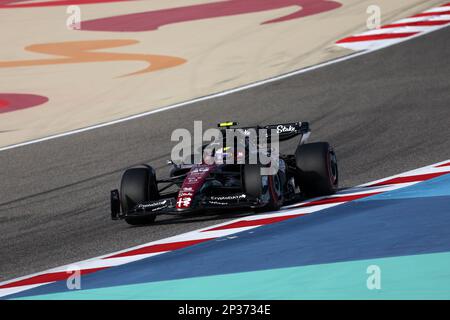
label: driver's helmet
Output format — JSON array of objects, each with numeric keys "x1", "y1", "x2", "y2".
[{"x1": 214, "y1": 145, "x2": 245, "y2": 164}]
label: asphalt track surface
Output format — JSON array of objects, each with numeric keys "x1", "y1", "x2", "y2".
[{"x1": 1, "y1": 27, "x2": 449, "y2": 282}]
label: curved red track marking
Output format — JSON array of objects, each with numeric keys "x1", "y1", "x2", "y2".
[
  {"x1": 0, "y1": 93, "x2": 48, "y2": 114},
  {"x1": 80, "y1": 0, "x2": 342, "y2": 32},
  {"x1": 0, "y1": 0, "x2": 130, "y2": 9},
  {"x1": 0, "y1": 99, "x2": 9, "y2": 108}
]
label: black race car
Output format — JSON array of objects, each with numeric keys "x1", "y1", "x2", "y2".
[{"x1": 111, "y1": 121, "x2": 338, "y2": 225}]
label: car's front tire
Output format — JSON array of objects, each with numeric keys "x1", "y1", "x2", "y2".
[
  {"x1": 295, "y1": 142, "x2": 338, "y2": 198},
  {"x1": 120, "y1": 166, "x2": 159, "y2": 226}
]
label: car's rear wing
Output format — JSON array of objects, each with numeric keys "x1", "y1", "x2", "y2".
[
  {"x1": 218, "y1": 121, "x2": 310, "y2": 142},
  {"x1": 262, "y1": 122, "x2": 310, "y2": 141}
]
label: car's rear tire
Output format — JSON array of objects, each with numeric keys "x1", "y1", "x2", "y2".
[
  {"x1": 295, "y1": 142, "x2": 338, "y2": 198},
  {"x1": 242, "y1": 164, "x2": 281, "y2": 211},
  {"x1": 120, "y1": 166, "x2": 159, "y2": 226}
]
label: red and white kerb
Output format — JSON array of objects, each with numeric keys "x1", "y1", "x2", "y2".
[{"x1": 336, "y1": 2, "x2": 450, "y2": 51}]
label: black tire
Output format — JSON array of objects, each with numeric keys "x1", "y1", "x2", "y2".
[
  {"x1": 242, "y1": 164, "x2": 281, "y2": 211},
  {"x1": 120, "y1": 166, "x2": 159, "y2": 225},
  {"x1": 265, "y1": 173, "x2": 282, "y2": 211},
  {"x1": 295, "y1": 142, "x2": 338, "y2": 198},
  {"x1": 242, "y1": 164, "x2": 262, "y2": 198}
]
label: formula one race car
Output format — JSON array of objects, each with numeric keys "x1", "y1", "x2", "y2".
[{"x1": 111, "y1": 121, "x2": 338, "y2": 225}]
